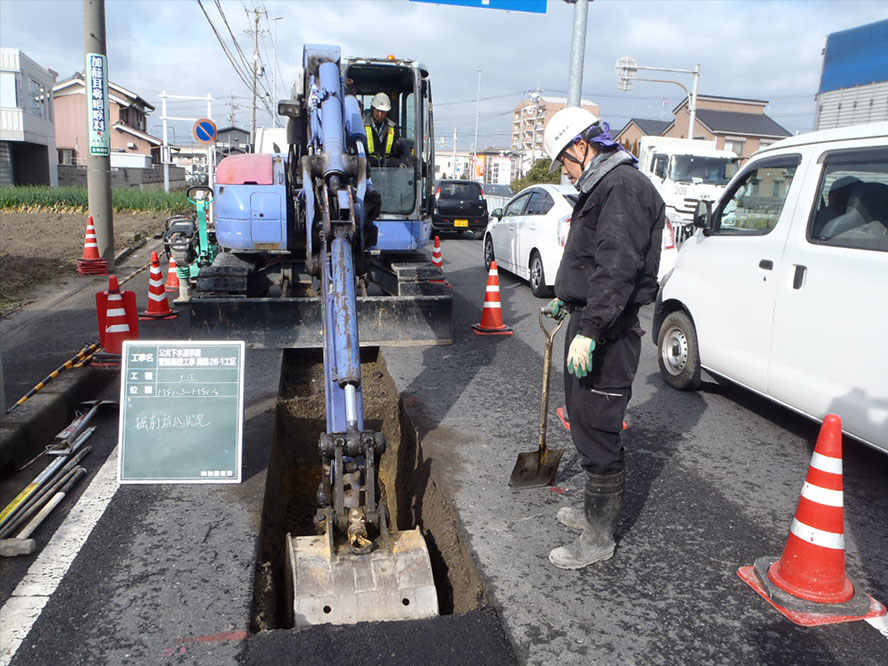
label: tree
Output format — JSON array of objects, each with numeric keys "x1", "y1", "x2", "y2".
[{"x1": 510, "y1": 158, "x2": 561, "y2": 193}]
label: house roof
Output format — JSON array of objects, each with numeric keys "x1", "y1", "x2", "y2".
[
  {"x1": 619, "y1": 118, "x2": 671, "y2": 137},
  {"x1": 692, "y1": 109, "x2": 791, "y2": 138},
  {"x1": 113, "y1": 122, "x2": 162, "y2": 146},
  {"x1": 217, "y1": 126, "x2": 250, "y2": 134},
  {"x1": 53, "y1": 75, "x2": 156, "y2": 111},
  {"x1": 671, "y1": 94, "x2": 768, "y2": 114}
]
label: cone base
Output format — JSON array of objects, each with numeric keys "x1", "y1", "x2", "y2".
[
  {"x1": 738, "y1": 557, "x2": 885, "y2": 626},
  {"x1": 139, "y1": 310, "x2": 178, "y2": 320},
  {"x1": 472, "y1": 323, "x2": 513, "y2": 335}
]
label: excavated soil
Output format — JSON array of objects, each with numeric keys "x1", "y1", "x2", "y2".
[
  {"x1": 0, "y1": 211, "x2": 167, "y2": 315},
  {"x1": 252, "y1": 348, "x2": 486, "y2": 631}
]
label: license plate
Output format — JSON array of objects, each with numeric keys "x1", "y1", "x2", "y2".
[{"x1": 454, "y1": 219, "x2": 468, "y2": 227}]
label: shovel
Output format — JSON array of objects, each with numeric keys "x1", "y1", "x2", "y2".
[{"x1": 509, "y1": 306, "x2": 565, "y2": 489}]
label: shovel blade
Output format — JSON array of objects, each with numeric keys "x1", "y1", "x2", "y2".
[{"x1": 508, "y1": 448, "x2": 564, "y2": 489}]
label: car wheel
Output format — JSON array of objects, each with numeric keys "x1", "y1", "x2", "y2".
[
  {"x1": 657, "y1": 310, "x2": 701, "y2": 390},
  {"x1": 529, "y1": 251, "x2": 552, "y2": 298},
  {"x1": 483, "y1": 235, "x2": 495, "y2": 270}
]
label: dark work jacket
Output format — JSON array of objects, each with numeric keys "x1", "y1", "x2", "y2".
[{"x1": 554, "y1": 151, "x2": 665, "y2": 342}]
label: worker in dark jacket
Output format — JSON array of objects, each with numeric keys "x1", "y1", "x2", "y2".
[{"x1": 542, "y1": 107, "x2": 665, "y2": 570}]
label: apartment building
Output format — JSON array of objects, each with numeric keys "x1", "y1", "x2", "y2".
[
  {"x1": 511, "y1": 94, "x2": 599, "y2": 176},
  {"x1": 0, "y1": 48, "x2": 58, "y2": 185}
]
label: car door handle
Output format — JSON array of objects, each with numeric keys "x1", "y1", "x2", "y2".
[
  {"x1": 759, "y1": 259, "x2": 774, "y2": 270},
  {"x1": 792, "y1": 264, "x2": 807, "y2": 290}
]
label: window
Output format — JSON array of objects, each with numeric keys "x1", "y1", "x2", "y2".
[
  {"x1": 525, "y1": 190, "x2": 554, "y2": 215},
  {"x1": 724, "y1": 138, "x2": 746, "y2": 155},
  {"x1": 652, "y1": 154, "x2": 668, "y2": 179},
  {"x1": 0, "y1": 71, "x2": 19, "y2": 108},
  {"x1": 714, "y1": 156, "x2": 800, "y2": 234},
  {"x1": 29, "y1": 78, "x2": 48, "y2": 119},
  {"x1": 504, "y1": 192, "x2": 531, "y2": 217},
  {"x1": 809, "y1": 149, "x2": 888, "y2": 252}
]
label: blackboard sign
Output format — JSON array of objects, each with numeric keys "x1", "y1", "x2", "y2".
[{"x1": 118, "y1": 340, "x2": 245, "y2": 483}]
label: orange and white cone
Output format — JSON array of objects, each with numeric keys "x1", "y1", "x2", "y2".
[
  {"x1": 472, "y1": 260, "x2": 513, "y2": 335},
  {"x1": 101, "y1": 276, "x2": 136, "y2": 355},
  {"x1": 76, "y1": 215, "x2": 108, "y2": 275},
  {"x1": 165, "y1": 255, "x2": 180, "y2": 292},
  {"x1": 738, "y1": 414, "x2": 886, "y2": 626},
  {"x1": 139, "y1": 251, "x2": 178, "y2": 320},
  {"x1": 431, "y1": 236, "x2": 444, "y2": 268},
  {"x1": 430, "y1": 235, "x2": 450, "y2": 286}
]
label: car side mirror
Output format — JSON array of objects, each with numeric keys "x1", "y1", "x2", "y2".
[
  {"x1": 694, "y1": 200, "x2": 712, "y2": 230},
  {"x1": 491, "y1": 208, "x2": 503, "y2": 220}
]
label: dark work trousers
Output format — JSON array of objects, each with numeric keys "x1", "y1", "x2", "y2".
[{"x1": 562, "y1": 312, "x2": 641, "y2": 475}]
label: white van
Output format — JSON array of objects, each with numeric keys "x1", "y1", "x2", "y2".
[{"x1": 652, "y1": 122, "x2": 888, "y2": 453}]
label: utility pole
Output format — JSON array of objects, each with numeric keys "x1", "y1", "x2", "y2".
[
  {"x1": 452, "y1": 127, "x2": 457, "y2": 178},
  {"x1": 227, "y1": 94, "x2": 242, "y2": 125},
  {"x1": 565, "y1": 0, "x2": 590, "y2": 108},
  {"x1": 246, "y1": 8, "x2": 266, "y2": 148},
  {"x1": 472, "y1": 68, "x2": 482, "y2": 179},
  {"x1": 272, "y1": 17, "x2": 282, "y2": 128},
  {"x1": 83, "y1": 0, "x2": 113, "y2": 267}
]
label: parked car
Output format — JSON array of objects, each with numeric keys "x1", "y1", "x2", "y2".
[
  {"x1": 431, "y1": 180, "x2": 488, "y2": 237},
  {"x1": 483, "y1": 183, "x2": 679, "y2": 298},
  {"x1": 483, "y1": 183, "x2": 514, "y2": 212},
  {"x1": 482, "y1": 184, "x2": 577, "y2": 297},
  {"x1": 653, "y1": 121, "x2": 888, "y2": 453}
]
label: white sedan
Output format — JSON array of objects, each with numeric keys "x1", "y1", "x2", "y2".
[
  {"x1": 483, "y1": 183, "x2": 677, "y2": 298},
  {"x1": 482, "y1": 184, "x2": 578, "y2": 297}
]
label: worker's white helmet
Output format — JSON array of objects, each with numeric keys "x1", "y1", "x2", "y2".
[
  {"x1": 543, "y1": 107, "x2": 600, "y2": 172},
  {"x1": 371, "y1": 92, "x2": 391, "y2": 112}
]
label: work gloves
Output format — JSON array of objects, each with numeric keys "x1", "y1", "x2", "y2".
[
  {"x1": 545, "y1": 298, "x2": 567, "y2": 321},
  {"x1": 567, "y1": 335, "x2": 596, "y2": 378}
]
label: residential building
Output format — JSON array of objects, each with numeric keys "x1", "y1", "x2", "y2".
[
  {"x1": 0, "y1": 48, "x2": 58, "y2": 185},
  {"x1": 815, "y1": 19, "x2": 888, "y2": 130},
  {"x1": 53, "y1": 73, "x2": 161, "y2": 166},
  {"x1": 511, "y1": 93, "x2": 599, "y2": 176},
  {"x1": 616, "y1": 95, "x2": 790, "y2": 160},
  {"x1": 435, "y1": 149, "x2": 471, "y2": 181},
  {"x1": 664, "y1": 95, "x2": 790, "y2": 158},
  {"x1": 217, "y1": 125, "x2": 250, "y2": 156}
]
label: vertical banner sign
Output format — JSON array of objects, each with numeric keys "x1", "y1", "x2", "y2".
[
  {"x1": 119, "y1": 341, "x2": 245, "y2": 484},
  {"x1": 86, "y1": 53, "x2": 110, "y2": 156}
]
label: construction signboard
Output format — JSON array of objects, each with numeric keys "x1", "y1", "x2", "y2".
[{"x1": 118, "y1": 341, "x2": 245, "y2": 484}]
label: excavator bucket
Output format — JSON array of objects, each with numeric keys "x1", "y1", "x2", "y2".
[{"x1": 286, "y1": 527, "x2": 439, "y2": 626}]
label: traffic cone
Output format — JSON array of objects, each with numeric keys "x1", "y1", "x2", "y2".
[
  {"x1": 76, "y1": 215, "x2": 108, "y2": 275},
  {"x1": 472, "y1": 260, "x2": 513, "y2": 335},
  {"x1": 140, "y1": 251, "x2": 178, "y2": 320},
  {"x1": 165, "y1": 255, "x2": 180, "y2": 292},
  {"x1": 431, "y1": 236, "x2": 444, "y2": 268},
  {"x1": 430, "y1": 235, "x2": 450, "y2": 287},
  {"x1": 738, "y1": 415, "x2": 886, "y2": 626},
  {"x1": 96, "y1": 276, "x2": 139, "y2": 356}
]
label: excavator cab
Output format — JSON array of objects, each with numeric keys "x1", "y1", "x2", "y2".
[{"x1": 343, "y1": 55, "x2": 435, "y2": 251}]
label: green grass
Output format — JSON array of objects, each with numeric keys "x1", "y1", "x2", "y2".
[{"x1": 0, "y1": 186, "x2": 190, "y2": 213}]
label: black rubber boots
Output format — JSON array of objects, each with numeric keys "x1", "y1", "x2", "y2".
[{"x1": 549, "y1": 470, "x2": 624, "y2": 569}]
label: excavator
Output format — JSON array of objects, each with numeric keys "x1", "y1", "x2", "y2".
[{"x1": 173, "y1": 45, "x2": 446, "y2": 626}]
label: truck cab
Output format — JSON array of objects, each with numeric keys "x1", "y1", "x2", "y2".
[{"x1": 638, "y1": 137, "x2": 739, "y2": 244}]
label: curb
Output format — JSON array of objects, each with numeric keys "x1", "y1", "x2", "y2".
[{"x1": 0, "y1": 366, "x2": 116, "y2": 474}]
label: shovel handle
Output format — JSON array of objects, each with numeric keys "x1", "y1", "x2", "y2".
[{"x1": 538, "y1": 310, "x2": 564, "y2": 455}]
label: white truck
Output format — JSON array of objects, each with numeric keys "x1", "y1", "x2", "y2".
[{"x1": 638, "y1": 137, "x2": 739, "y2": 244}]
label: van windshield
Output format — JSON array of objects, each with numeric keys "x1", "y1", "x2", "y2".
[{"x1": 670, "y1": 155, "x2": 739, "y2": 185}]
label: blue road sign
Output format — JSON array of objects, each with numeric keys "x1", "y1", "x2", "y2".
[
  {"x1": 410, "y1": 0, "x2": 547, "y2": 14},
  {"x1": 193, "y1": 118, "x2": 218, "y2": 145}
]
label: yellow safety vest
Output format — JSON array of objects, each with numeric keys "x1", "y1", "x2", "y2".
[{"x1": 365, "y1": 123, "x2": 395, "y2": 156}]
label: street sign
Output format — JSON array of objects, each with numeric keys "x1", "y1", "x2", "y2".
[
  {"x1": 615, "y1": 56, "x2": 638, "y2": 80},
  {"x1": 410, "y1": 0, "x2": 547, "y2": 14},
  {"x1": 193, "y1": 118, "x2": 218, "y2": 145},
  {"x1": 118, "y1": 340, "x2": 245, "y2": 484},
  {"x1": 86, "y1": 53, "x2": 110, "y2": 156}
]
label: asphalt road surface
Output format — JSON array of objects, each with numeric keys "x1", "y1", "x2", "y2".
[{"x1": 1, "y1": 235, "x2": 886, "y2": 665}]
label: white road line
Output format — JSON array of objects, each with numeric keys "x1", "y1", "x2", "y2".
[
  {"x1": 0, "y1": 448, "x2": 119, "y2": 666},
  {"x1": 866, "y1": 612, "x2": 888, "y2": 641}
]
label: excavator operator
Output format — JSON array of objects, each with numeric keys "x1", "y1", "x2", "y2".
[{"x1": 362, "y1": 92, "x2": 400, "y2": 159}]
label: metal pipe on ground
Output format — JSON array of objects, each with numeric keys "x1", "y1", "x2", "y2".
[
  {"x1": 0, "y1": 443, "x2": 93, "y2": 540},
  {"x1": 0, "y1": 467, "x2": 88, "y2": 557}
]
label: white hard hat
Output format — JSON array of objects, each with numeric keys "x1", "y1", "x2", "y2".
[
  {"x1": 543, "y1": 107, "x2": 600, "y2": 172},
  {"x1": 371, "y1": 92, "x2": 391, "y2": 112}
]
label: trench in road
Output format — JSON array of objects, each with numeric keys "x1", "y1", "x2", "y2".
[{"x1": 250, "y1": 347, "x2": 487, "y2": 630}]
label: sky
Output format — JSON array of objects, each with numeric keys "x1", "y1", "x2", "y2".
[{"x1": 1, "y1": 0, "x2": 886, "y2": 151}]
